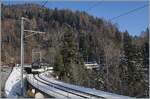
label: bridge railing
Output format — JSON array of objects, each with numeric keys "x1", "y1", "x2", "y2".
[{"x1": 26, "y1": 74, "x2": 72, "y2": 98}]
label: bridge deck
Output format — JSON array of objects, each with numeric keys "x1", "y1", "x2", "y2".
[{"x1": 27, "y1": 72, "x2": 135, "y2": 99}]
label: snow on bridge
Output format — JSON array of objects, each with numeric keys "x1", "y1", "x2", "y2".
[
  {"x1": 27, "y1": 72, "x2": 135, "y2": 99},
  {"x1": 5, "y1": 66, "x2": 136, "y2": 99},
  {"x1": 5, "y1": 66, "x2": 26, "y2": 98}
]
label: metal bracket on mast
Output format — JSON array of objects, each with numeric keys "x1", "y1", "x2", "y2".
[{"x1": 20, "y1": 17, "x2": 45, "y2": 97}]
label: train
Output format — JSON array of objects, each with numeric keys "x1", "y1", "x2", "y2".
[
  {"x1": 31, "y1": 60, "x2": 53, "y2": 74},
  {"x1": 22, "y1": 59, "x2": 53, "y2": 74}
]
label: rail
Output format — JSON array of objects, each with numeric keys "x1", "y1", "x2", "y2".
[{"x1": 37, "y1": 75, "x2": 104, "y2": 99}]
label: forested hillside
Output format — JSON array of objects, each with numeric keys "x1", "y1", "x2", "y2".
[{"x1": 1, "y1": 4, "x2": 149, "y2": 97}]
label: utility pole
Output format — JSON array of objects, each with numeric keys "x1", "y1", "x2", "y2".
[
  {"x1": 20, "y1": 17, "x2": 24, "y2": 96},
  {"x1": 20, "y1": 17, "x2": 45, "y2": 96}
]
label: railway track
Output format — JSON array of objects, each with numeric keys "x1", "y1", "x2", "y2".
[
  {"x1": 35, "y1": 74, "x2": 105, "y2": 99},
  {"x1": 27, "y1": 73, "x2": 133, "y2": 99},
  {"x1": 33, "y1": 75, "x2": 71, "y2": 98}
]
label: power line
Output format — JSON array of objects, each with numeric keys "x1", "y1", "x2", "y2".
[
  {"x1": 110, "y1": 4, "x2": 149, "y2": 21},
  {"x1": 41, "y1": 0, "x2": 48, "y2": 8},
  {"x1": 86, "y1": 0, "x2": 104, "y2": 12}
]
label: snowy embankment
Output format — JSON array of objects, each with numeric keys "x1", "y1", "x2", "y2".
[
  {"x1": 40, "y1": 72, "x2": 136, "y2": 99},
  {"x1": 4, "y1": 66, "x2": 26, "y2": 98}
]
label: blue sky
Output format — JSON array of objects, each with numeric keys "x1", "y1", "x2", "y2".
[{"x1": 2, "y1": 0, "x2": 149, "y2": 36}]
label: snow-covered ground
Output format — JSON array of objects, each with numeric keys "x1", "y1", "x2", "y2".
[
  {"x1": 26, "y1": 71, "x2": 136, "y2": 99},
  {"x1": 27, "y1": 74, "x2": 90, "y2": 99},
  {"x1": 5, "y1": 66, "x2": 137, "y2": 99},
  {"x1": 4, "y1": 66, "x2": 26, "y2": 98},
  {"x1": 1, "y1": 67, "x2": 12, "y2": 97},
  {"x1": 39, "y1": 72, "x2": 136, "y2": 99}
]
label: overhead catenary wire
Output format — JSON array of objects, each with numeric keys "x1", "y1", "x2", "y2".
[
  {"x1": 110, "y1": 4, "x2": 149, "y2": 21},
  {"x1": 107, "y1": 3, "x2": 149, "y2": 93},
  {"x1": 86, "y1": 0, "x2": 104, "y2": 12},
  {"x1": 41, "y1": 0, "x2": 48, "y2": 8}
]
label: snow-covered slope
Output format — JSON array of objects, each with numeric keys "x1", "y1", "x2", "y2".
[{"x1": 4, "y1": 66, "x2": 25, "y2": 98}]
